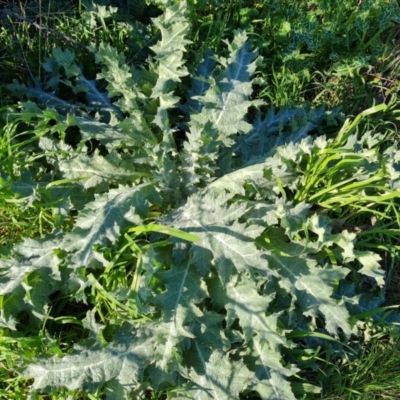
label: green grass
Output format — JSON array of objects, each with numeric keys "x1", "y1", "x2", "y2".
[
  {"x1": 0, "y1": 0, "x2": 157, "y2": 102},
  {"x1": 2, "y1": 0, "x2": 399, "y2": 111},
  {"x1": 0, "y1": 0, "x2": 400, "y2": 399},
  {"x1": 312, "y1": 335, "x2": 400, "y2": 399},
  {"x1": 187, "y1": 0, "x2": 400, "y2": 112}
]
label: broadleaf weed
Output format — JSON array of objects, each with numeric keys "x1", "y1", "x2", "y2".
[{"x1": 0, "y1": 1, "x2": 399, "y2": 399}]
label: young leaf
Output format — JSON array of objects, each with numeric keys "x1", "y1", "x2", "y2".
[
  {"x1": 354, "y1": 250, "x2": 385, "y2": 286},
  {"x1": 181, "y1": 30, "x2": 264, "y2": 191},
  {"x1": 181, "y1": 49, "x2": 216, "y2": 118},
  {"x1": 150, "y1": 0, "x2": 191, "y2": 131}
]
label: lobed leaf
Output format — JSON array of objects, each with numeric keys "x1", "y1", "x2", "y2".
[
  {"x1": 62, "y1": 183, "x2": 159, "y2": 269},
  {"x1": 165, "y1": 190, "x2": 274, "y2": 283},
  {"x1": 24, "y1": 327, "x2": 156, "y2": 397},
  {"x1": 58, "y1": 151, "x2": 148, "y2": 191},
  {"x1": 182, "y1": 349, "x2": 253, "y2": 400}
]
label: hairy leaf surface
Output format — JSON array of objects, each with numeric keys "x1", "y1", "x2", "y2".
[
  {"x1": 24, "y1": 327, "x2": 156, "y2": 396},
  {"x1": 62, "y1": 183, "x2": 158, "y2": 268}
]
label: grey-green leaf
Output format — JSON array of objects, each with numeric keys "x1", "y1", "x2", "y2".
[
  {"x1": 24, "y1": 327, "x2": 156, "y2": 397},
  {"x1": 62, "y1": 183, "x2": 158, "y2": 268},
  {"x1": 165, "y1": 190, "x2": 274, "y2": 283},
  {"x1": 183, "y1": 348, "x2": 253, "y2": 400}
]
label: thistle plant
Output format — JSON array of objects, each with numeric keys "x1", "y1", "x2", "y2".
[{"x1": 0, "y1": 2, "x2": 397, "y2": 399}]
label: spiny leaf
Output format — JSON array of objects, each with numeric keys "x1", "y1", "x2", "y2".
[
  {"x1": 209, "y1": 152, "x2": 297, "y2": 199},
  {"x1": 77, "y1": 76, "x2": 123, "y2": 119},
  {"x1": 249, "y1": 338, "x2": 298, "y2": 400},
  {"x1": 232, "y1": 105, "x2": 333, "y2": 165},
  {"x1": 58, "y1": 151, "x2": 148, "y2": 190},
  {"x1": 154, "y1": 263, "x2": 206, "y2": 336},
  {"x1": 9, "y1": 171, "x2": 48, "y2": 209},
  {"x1": 181, "y1": 31, "x2": 263, "y2": 191},
  {"x1": 27, "y1": 86, "x2": 83, "y2": 115},
  {"x1": 0, "y1": 234, "x2": 63, "y2": 328},
  {"x1": 0, "y1": 235, "x2": 62, "y2": 297},
  {"x1": 181, "y1": 49, "x2": 216, "y2": 117},
  {"x1": 182, "y1": 348, "x2": 253, "y2": 400},
  {"x1": 190, "y1": 30, "x2": 263, "y2": 141},
  {"x1": 165, "y1": 190, "x2": 273, "y2": 283},
  {"x1": 62, "y1": 183, "x2": 158, "y2": 268},
  {"x1": 24, "y1": 327, "x2": 156, "y2": 396},
  {"x1": 47, "y1": 184, "x2": 95, "y2": 213},
  {"x1": 93, "y1": 42, "x2": 146, "y2": 118},
  {"x1": 225, "y1": 276, "x2": 286, "y2": 350},
  {"x1": 354, "y1": 250, "x2": 384, "y2": 286},
  {"x1": 68, "y1": 116, "x2": 152, "y2": 150},
  {"x1": 266, "y1": 252, "x2": 352, "y2": 336},
  {"x1": 149, "y1": 263, "x2": 208, "y2": 370},
  {"x1": 150, "y1": 0, "x2": 191, "y2": 130}
]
